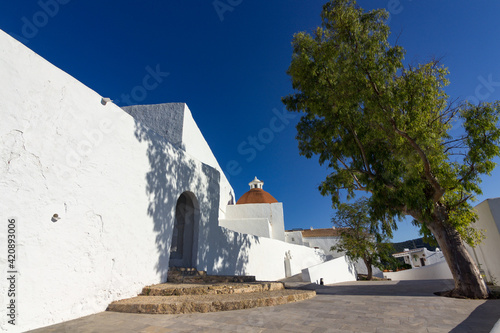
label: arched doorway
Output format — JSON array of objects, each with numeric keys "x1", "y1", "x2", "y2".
[{"x1": 169, "y1": 192, "x2": 198, "y2": 268}]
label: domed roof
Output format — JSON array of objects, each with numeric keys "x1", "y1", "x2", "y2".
[{"x1": 236, "y1": 188, "x2": 278, "y2": 205}]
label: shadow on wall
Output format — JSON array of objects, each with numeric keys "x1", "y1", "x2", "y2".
[
  {"x1": 194, "y1": 160, "x2": 260, "y2": 277},
  {"x1": 132, "y1": 117, "x2": 257, "y2": 279}
]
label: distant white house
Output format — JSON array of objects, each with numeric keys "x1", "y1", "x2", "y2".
[
  {"x1": 383, "y1": 247, "x2": 449, "y2": 281},
  {"x1": 392, "y1": 247, "x2": 445, "y2": 268},
  {"x1": 285, "y1": 227, "x2": 383, "y2": 277},
  {"x1": 285, "y1": 227, "x2": 343, "y2": 260},
  {"x1": 465, "y1": 198, "x2": 500, "y2": 285}
]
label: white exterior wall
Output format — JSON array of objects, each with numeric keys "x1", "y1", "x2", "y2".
[
  {"x1": 425, "y1": 249, "x2": 445, "y2": 266},
  {"x1": 181, "y1": 105, "x2": 235, "y2": 217},
  {"x1": 219, "y1": 218, "x2": 272, "y2": 238},
  {"x1": 0, "y1": 31, "x2": 222, "y2": 332},
  {"x1": 302, "y1": 256, "x2": 357, "y2": 285},
  {"x1": 223, "y1": 203, "x2": 285, "y2": 241},
  {"x1": 383, "y1": 261, "x2": 453, "y2": 281},
  {"x1": 226, "y1": 204, "x2": 273, "y2": 219},
  {"x1": 302, "y1": 236, "x2": 343, "y2": 258},
  {"x1": 284, "y1": 230, "x2": 304, "y2": 246},
  {"x1": 270, "y1": 203, "x2": 285, "y2": 241},
  {"x1": 466, "y1": 198, "x2": 500, "y2": 284},
  {"x1": 394, "y1": 248, "x2": 445, "y2": 268},
  {"x1": 200, "y1": 227, "x2": 326, "y2": 281}
]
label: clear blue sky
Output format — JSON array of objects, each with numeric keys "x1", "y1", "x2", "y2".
[{"x1": 1, "y1": 1, "x2": 499, "y2": 242}]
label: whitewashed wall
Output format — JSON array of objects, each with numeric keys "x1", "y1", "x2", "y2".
[
  {"x1": 122, "y1": 102, "x2": 235, "y2": 219},
  {"x1": 199, "y1": 227, "x2": 327, "y2": 281},
  {"x1": 219, "y1": 218, "x2": 272, "y2": 238},
  {"x1": 465, "y1": 198, "x2": 500, "y2": 284},
  {"x1": 383, "y1": 261, "x2": 453, "y2": 281},
  {"x1": 302, "y1": 256, "x2": 357, "y2": 285},
  {"x1": 181, "y1": 105, "x2": 235, "y2": 217},
  {"x1": 223, "y1": 203, "x2": 285, "y2": 241},
  {"x1": 0, "y1": 30, "x2": 221, "y2": 332},
  {"x1": 425, "y1": 249, "x2": 445, "y2": 266},
  {"x1": 302, "y1": 236, "x2": 342, "y2": 258},
  {"x1": 284, "y1": 230, "x2": 304, "y2": 245},
  {"x1": 270, "y1": 203, "x2": 285, "y2": 241}
]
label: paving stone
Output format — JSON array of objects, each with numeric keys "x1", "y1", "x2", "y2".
[{"x1": 28, "y1": 280, "x2": 500, "y2": 333}]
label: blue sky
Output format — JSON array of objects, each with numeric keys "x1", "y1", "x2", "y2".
[{"x1": 1, "y1": 1, "x2": 499, "y2": 242}]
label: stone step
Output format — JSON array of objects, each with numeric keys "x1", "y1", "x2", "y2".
[
  {"x1": 107, "y1": 289, "x2": 316, "y2": 314},
  {"x1": 168, "y1": 267, "x2": 206, "y2": 276},
  {"x1": 167, "y1": 272, "x2": 256, "y2": 284},
  {"x1": 141, "y1": 282, "x2": 284, "y2": 296}
]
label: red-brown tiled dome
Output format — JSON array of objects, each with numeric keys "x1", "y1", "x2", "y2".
[{"x1": 236, "y1": 188, "x2": 278, "y2": 205}]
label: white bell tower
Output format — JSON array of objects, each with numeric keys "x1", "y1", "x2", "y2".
[{"x1": 248, "y1": 176, "x2": 264, "y2": 189}]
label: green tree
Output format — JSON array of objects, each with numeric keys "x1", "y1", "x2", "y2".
[
  {"x1": 331, "y1": 198, "x2": 396, "y2": 280},
  {"x1": 283, "y1": 0, "x2": 500, "y2": 298}
]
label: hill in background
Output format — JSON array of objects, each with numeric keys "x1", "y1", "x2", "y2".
[{"x1": 391, "y1": 238, "x2": 437, "y2": 253}]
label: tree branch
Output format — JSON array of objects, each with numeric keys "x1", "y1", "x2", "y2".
[{"x1": 390, "y1": 118, "x2": 445, "y2": 202}]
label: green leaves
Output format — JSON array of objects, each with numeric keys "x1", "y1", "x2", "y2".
[
  {"x1": 331, "y1": 198, "x2": 397, "y2": 270},
  {"x1": 282, "y1": 0, "x2": 500, "y2": 246}
]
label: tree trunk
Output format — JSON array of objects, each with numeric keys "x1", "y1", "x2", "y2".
[
  {"x1": 426, "y1": 208, "x2": 490, "y2": 299},
  {"x1": 363, "y1": 257, "x2": 373, "y2": 280}
]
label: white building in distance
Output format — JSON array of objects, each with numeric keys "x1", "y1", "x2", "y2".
[{"x1": 392, "y1": 248, "x2": 445, "y2": 268}]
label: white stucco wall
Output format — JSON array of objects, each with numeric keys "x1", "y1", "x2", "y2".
[
  {"x1": 383, "y1": 261, "x2": 453, "y2": 281},
  {"x1": 226, "y1": 203, "x2": 273, "y2": 219},
  {"x1": 219, "y1": 218, "x2": 272, "y2": 238},
  {"x1": 223, "y1": 203, "x2": 285, "y2": 241},
  {"x1": 122, "y1": 102, "x2": 235, "y2": 219},
  {"x1": 199, "y1": 227, "x2": 327, "y2": 281},
  {"x1": 466, "y1": 198, "x2": 500, "y2": 284},
  {"x1": 181, "y1": 105, "x2": 235, "y2": 217},
  {"x1": 0, "y1": 30, "x2": 222, "y2": 332},
  {"x1": 302, "y1": 236, "x2": 342, "y2": 259},
  {"x1": 302, "y1": 256, "x2": 357, "y2": 285},
  {"x1": 284, "y1": 230, "x2": 304, "y2": 245},
  {"x1": 425, "y1": 249, "x2": 445, "y2": 266},
  {"x1": 270, "y1": 203, "x2": 285, "y2": 241}
]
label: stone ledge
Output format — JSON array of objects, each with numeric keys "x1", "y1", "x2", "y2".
[
  {"x1": 167, "y1": 273, "x2": 256, "y2": 284},
  {"x1": 142, "y1": 282, "x2": 285, "y2": 296},
  {"x1": 107, "y1": 289, "x2": 316, "y2": 314}
]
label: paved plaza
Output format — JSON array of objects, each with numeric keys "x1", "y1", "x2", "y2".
[{"x1": 30, "y1": 280, "x2": 500, "y2": 333}]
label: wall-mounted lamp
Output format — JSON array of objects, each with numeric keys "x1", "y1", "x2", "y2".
[{"x1": 51, "y1": 213, "x2": 61, "y2": 222}]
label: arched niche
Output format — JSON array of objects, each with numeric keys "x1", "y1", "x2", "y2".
[{"x1": 169, "y1": 191, "x2": 199, "y2": 268}]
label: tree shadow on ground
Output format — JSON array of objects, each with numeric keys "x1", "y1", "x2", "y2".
[{"x1": 449, "y1": 300, "x2": 500, "y2": 333}]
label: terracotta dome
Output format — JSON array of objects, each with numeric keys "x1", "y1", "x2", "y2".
[{"x1": 236, "y1": 188, "x2": 278, "y2": 205}]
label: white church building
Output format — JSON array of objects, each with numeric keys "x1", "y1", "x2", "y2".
[{"x1": 0, "y1": 30, "x2": 357, "y2": 332}]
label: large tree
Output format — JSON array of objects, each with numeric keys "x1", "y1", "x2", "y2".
[
  {"x1": 283, "y1": 0, "x2": 500, "y2": 298},
  {"x1": 331, "y1": 198, "x2": 396, "y2": 280}
]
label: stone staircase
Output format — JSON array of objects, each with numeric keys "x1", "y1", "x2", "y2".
[
  {"x1": 166, "y1": 267, "x2": 257, "y2": 284},
  {"x1": 106, "y1": 268, "x2": 316, "y2": 314}
]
